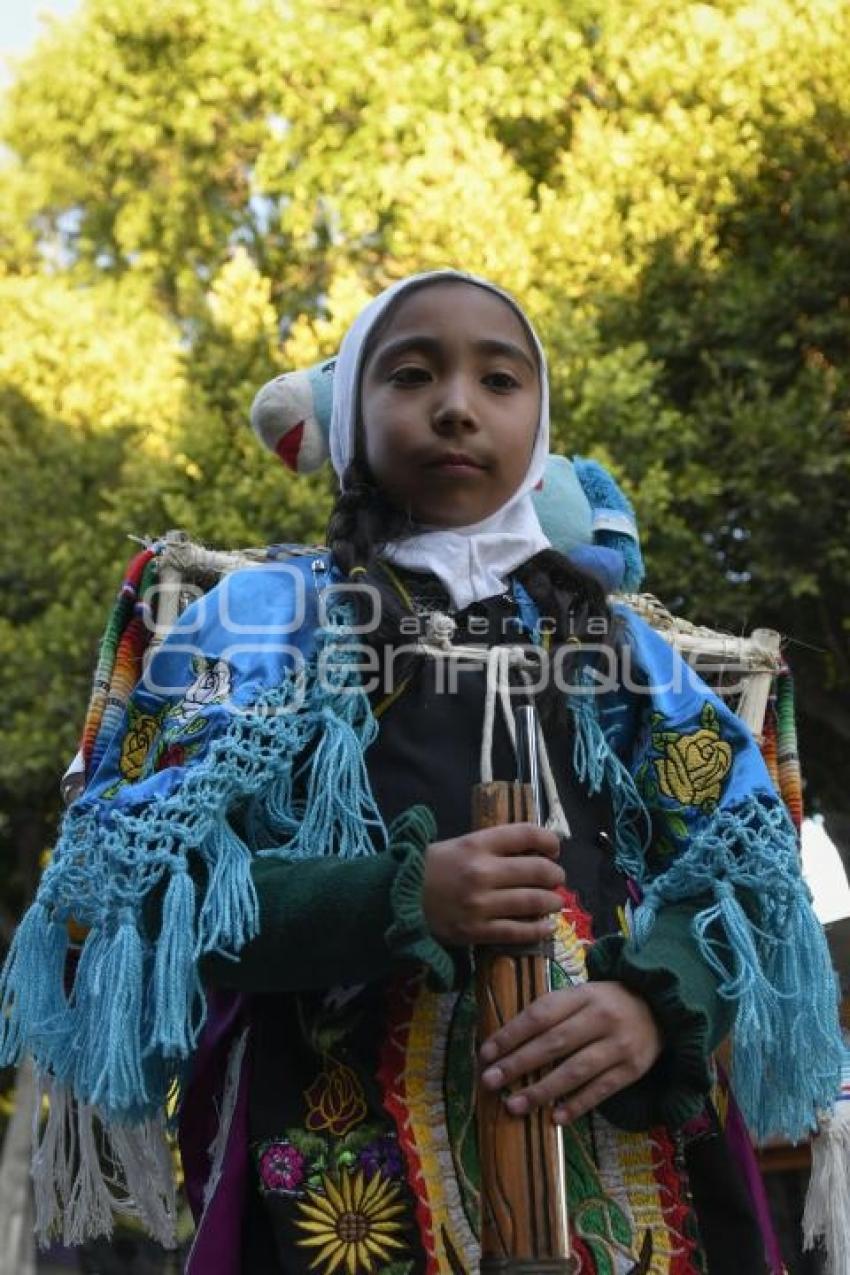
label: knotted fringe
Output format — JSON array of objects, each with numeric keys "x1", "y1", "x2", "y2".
[
  {"x1": 64, "y1": 915, "x2": 147, "y2": 1116},
  {"x1": 0, "y1": 610, "x2": 383, "y2": 1099},
  {"x1": 153, "y1": 868, "x2": 204, "y2": 1056},
  {"x1": 31, "y1": 1071, "x2": 177, "y2": 1249},
  {"x1": 0, "y1": 610, "x2": 388, "y2": 1244},
  {"x1": 0, "y1": 903, "x2": 69, "y2": 1061},
  {"x1": 803, "y1": 1060, "x2": 850, "y2": 1275},
  {"x1": 634, "y1": 797, "x2": 843, "y2": 1141},
  {"x1": 570, "y1": 672, "x2": 609, "y2": 795},
  {"x1": 196, "y1": 818, "x2": 259, "y2": 956},
  {"x1": 283, "y1": 701, "x2": 382, "y2": 860},
  {"x1": 568, "y1": 672, "x2": 649, "y2": 881}
]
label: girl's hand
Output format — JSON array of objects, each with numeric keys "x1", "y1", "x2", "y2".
[
  {"x1": 478, "y1": 982, "x2": 662, "y2": 1123},
  {"x1": 422, "y1": 824, "x2": 564, "y2": 947}
]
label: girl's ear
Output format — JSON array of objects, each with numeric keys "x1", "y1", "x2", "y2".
[{"x1": 250, "y1": 360, "x2": 335, "y2": 473}]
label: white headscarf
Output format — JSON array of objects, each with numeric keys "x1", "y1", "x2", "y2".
[{"x1": 329, "y1": 269, "x2": 551, "y2": 611}]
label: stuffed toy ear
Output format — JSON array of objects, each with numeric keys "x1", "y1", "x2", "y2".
[
  {"x1": 249, "y1": 358, "x2": 334, "y2": 473},
  {"x1": 530, "y1": 455, "x2": 593, "y2": 553},
  {"x1": 530, "y1": 453, "x2": 645, "y2": 594},
  {"x1": 572, "y1": 457, "x2": 645, "y2": 592}
]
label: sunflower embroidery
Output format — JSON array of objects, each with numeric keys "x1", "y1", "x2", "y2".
[{"x1": 294, "y1": 1168, "x2": 408, "y2": 1274}]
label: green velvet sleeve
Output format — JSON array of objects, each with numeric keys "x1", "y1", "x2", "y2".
[
  {"x1": 585, "y1": 900, "x2": 736, "y2": 1132},
  {"x1": 197, "y1": 833, "x2": 462, "y2": 994}
]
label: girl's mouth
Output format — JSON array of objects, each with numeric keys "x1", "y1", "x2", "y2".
[{"x1": 427, "y1": 451, "x2": 486, "y2": 474}]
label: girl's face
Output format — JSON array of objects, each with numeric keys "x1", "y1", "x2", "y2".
[{"x1": 359, "y1": 282, "x2": 541, "y2": 529}]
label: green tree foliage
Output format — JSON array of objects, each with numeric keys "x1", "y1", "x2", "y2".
[{"x1": 1, "y1": 0, "x2": 849, "y2": 904}]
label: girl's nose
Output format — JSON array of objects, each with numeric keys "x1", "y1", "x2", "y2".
[{"x1": 432, "y1": 376, "x2": 477, "y2": 431}]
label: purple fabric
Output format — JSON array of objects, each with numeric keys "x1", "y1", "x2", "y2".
[
  {"x1": 180, "y1": 988, "x2": 251, "y2": 1275},
  {"x1": 722, "y1": 1072, "x2": 786, "y2": 1275}
]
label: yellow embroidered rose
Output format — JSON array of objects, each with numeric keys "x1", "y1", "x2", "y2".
[
  {"x1": 119, "y1": 714, "x2": 159, "y2": 780},
  {"x1": 654, "y1": 727, "x2": 732, "y2": 809}
]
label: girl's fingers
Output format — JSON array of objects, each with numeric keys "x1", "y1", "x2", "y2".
[
  {"x1": 480, "y1": 1013, "x2": 601, "y2": 1092},
  {"x1": 482, "y1": 917, "x2": 561, "y2": 947},
  {"x1": 499, "y1": 1043, "x2": 618, "y2": 1114},
  {"x1": 479, "y1": 988, "x2": 588, "y2": 1064},
  {"x1": 485, "y1": 823, "x2": 562, "y2": 860},
  {"x1": 489, "y1": 855, "x2": 566, "y2": 890},
  {"x1": 478, "y1": 983, "x2": 664, "y2": 1114},
  {"x1": 552, "y1": 1066, "x2": 634, "y2": 1124},
  {"x1": 482, "y1": 888, "x2": 565, "y2": 920}
]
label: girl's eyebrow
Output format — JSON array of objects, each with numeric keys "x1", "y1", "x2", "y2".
[{"x1": 372, "y1": 334, "x2": 536, "y2": 374}]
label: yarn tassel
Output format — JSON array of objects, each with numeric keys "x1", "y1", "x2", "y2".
[
  {"x1": 246, "y1": 762, "x2": 299, "y2": 847},
  {"x1": 286, "y1": 701, "x2": 384, "y2": 860},
  {"x1": 0, "y1": 903, "x2": 69, "y2": 1066},
  {"x1": 568, "y1": 670, "x2": 648, "y2": 880},
  {"x1": 754, "y1": 890, "x2": 844, "y2": 1139},
  {"x1": 152, "y1": 867, "x2": 204, "y2": 1057},
  {"x1": 605, "y1": 759, "x2": 650, "y2": 882},
  {"x1": 696, "y1": 884, "x2": 841, "y2": 1141},
  {"x1": 695, "y1": 883, "x2": 779, "y2": 1032},
  {"x1": 197, "y1": 818, "x2": 259, "y2": 955},
  {"x1": 64, "y1": 1104, "x2": 116, "y2": 1245},
  {"x1": 107, "y1": 1118, "x2": 178, "y2": 1247},
  {"x1": 73, "y1": 915, "x2": 146, "y2": 1115},
  {"x1": 569, "y1": 687, "x2": 608, "y2": 795},
  {"x1": 31, "y1": 1071, "x2": 74, "y2": 1245},
  {"x1": 634, "y1": 797, "x2": 843, "y2": 1140}
]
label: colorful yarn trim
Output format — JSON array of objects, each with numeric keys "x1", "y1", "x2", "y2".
[
  {"x1": 81, "y1": 548, "x2": 157, "y2": 781},
  {"x1": 759, "y1": 665, "x2": 803, "y2": 833},
  {"x1": 775, "y1": 666, "x2": 804, "y2": 832}
]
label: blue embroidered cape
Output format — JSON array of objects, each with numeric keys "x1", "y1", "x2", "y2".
[{"x1": 1, "y1": 554, "x2": 841, "y2": 1236}]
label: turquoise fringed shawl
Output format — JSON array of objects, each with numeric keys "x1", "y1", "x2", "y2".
[
  {"x1": 601, "y1": 610, "x2": 842, "y2": 1141},
  {"x1": 0, "y1": 559, "x2": 842, "y2": 1151},
  {"x1": 0, "y1": 558, "x2": 386, "y2": 1124}
]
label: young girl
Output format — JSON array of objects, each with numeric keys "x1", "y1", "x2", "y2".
[{"x1": 1, "y1": 270, "x2": 842, "y2": 1274}]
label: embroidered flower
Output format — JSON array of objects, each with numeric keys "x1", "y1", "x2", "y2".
[
  {"x1": 357, "y1": 1135, "x2": 404, "y2": 1182},
  {"x1": 119, "y1": 711, "x2": 160, "y2": 780},
  {"x1": 172, "y1": 655, "x2": 232, "y2": 725},
  {"x1": 294, "y1": 1169, "x2": 407, "y2": 1272},
  {"x1": 258, "y1": 1140, "x2": 306, "y2": 1194},
  {"x1": 653, "y1": 704, "x2": 732, "y2": 811},
  {"x1": 304, "y1": 1062, "x2": 367, "y2": 1137}
]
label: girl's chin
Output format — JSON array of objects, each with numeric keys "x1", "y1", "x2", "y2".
[{"x1": 411, "y1": 503, "x2": 504, "y2": 530}]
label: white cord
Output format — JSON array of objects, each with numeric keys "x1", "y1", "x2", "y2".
[{"x1": 415, "y1": 628, "x2": 571, "y2": 837}]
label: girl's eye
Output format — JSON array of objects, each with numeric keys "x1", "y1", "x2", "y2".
[
  {"x1": 484, "y1": 371, "x2": 520, "y2": 391},
  {"x1": 388, "y1": 366, "x2": 431, "y2": 386}
]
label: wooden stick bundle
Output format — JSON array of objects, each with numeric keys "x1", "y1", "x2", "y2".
[{"x1": 474, "y1": 705, "x2": 575, "y2": 1273}]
